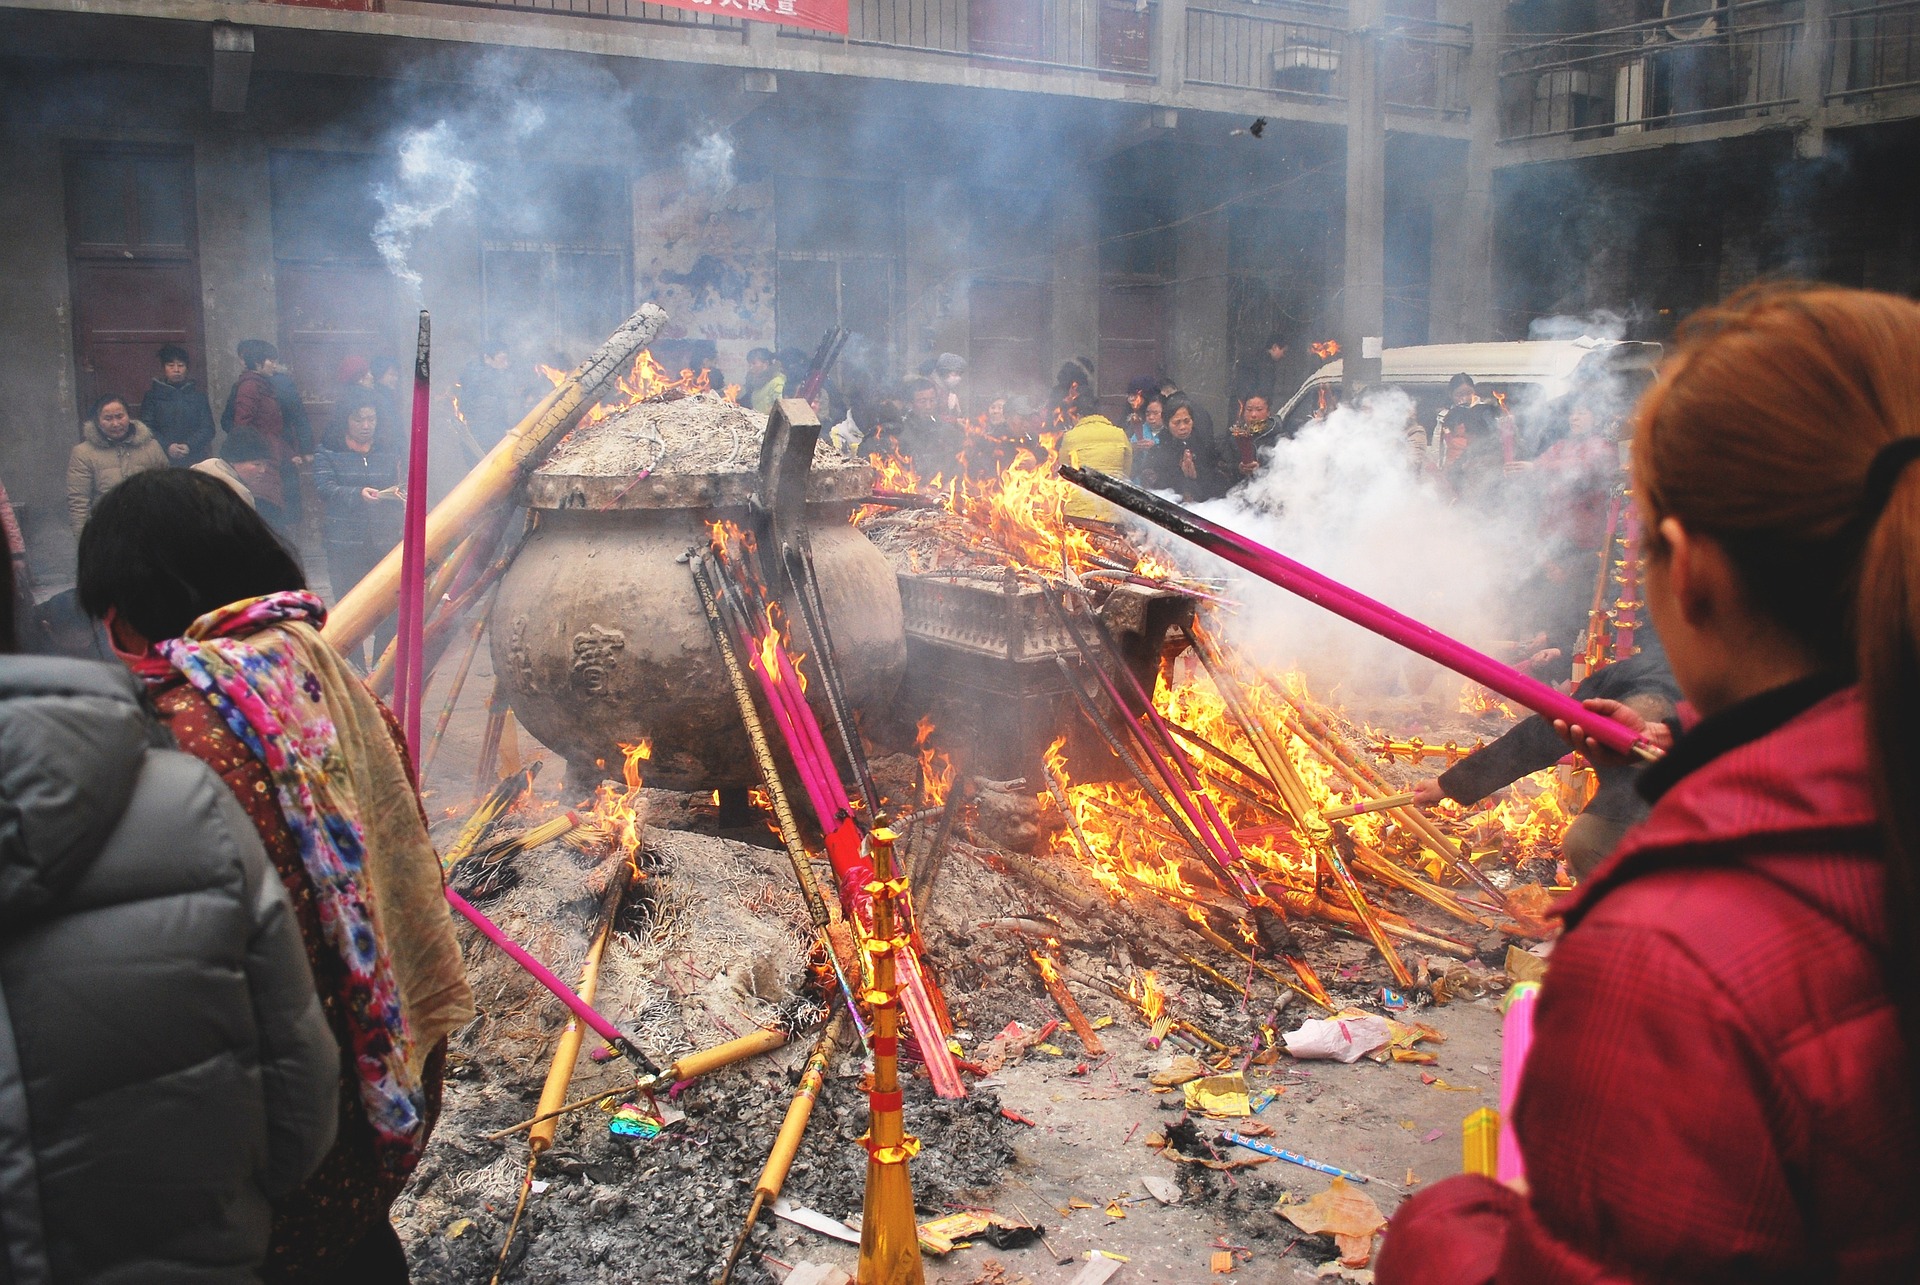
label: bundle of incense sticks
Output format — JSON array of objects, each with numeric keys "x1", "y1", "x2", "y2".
[
  {"x1": 1058, "y1": 466, "x2": 1660, "y2": 763},
  {"x1": 699, "y1": 537, "x2": 965, "y2": 1099}
]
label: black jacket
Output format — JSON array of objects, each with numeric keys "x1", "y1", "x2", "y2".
[
  {"x1": 1439, "y1": 641, "x2": 1682, "y2": 824},
  {"x1": 312, "y1": 445, "x2": 402, "y2": 553},
  {"x1": 0, "y1": 658, "x2": 338, "y2": 1281},
  {"x1": 137, "y1": 377, "x2": 217, "y2": 465},
  {"x1": 1138, "y1": 432, "x2": 1232, "y2": 502}
]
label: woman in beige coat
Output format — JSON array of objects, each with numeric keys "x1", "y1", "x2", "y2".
[{"x1": 68, "y1": 394, "x2": 170, "y2": 535}]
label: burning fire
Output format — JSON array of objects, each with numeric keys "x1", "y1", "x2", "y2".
[
  {"x1": 917, "y1": 716, "x2": 955, "y2": 808},
  {"x1": 1311, "y1": 339, "x2": 1341, "y2": 361},
  {"x1": 538, "y1": 349, "x2": 739, "y2": 435},
  {"x1": 587, "y1": 739, "x2": 651, "y2": 870}
]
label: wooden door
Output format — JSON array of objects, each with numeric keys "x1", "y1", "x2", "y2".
[
  {"x1": 1097, "y1": 282, "x2": 1164, "y2": 418},
  {"x1": 276, "y1": 262, "x2": 402, "y2": 434},
  {"x1": 65, "y1": 148, "x2": 206, "y2": 419},
  {"x1": 968, "y1": 280, "x2": 1051, "y2": 413}
]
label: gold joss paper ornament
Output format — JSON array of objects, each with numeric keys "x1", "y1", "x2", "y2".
[{"x1": 856, "y1": 824, "x2": 926, "y2": 1285}]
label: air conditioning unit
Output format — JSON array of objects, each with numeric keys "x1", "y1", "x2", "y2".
[
  {"x1": 1533, "y1": 68, "x2": 1604, "y2": 132},
  {"x1": 1273, "y1": 42, "x2": 1340, "y2": 94}
]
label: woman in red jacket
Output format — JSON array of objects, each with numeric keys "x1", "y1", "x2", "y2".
[{"x1": 1378, "y1": 284, "x2": 1920, "y2": 1283}]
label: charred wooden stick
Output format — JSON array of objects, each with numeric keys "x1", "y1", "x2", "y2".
[
  {"x1": 1321, "y1": 792, "x2": 1418, "y2": 821},
  {"x1": 1055, "y1": 657, "x2": 1237, "y2": 892},
  {"x1": 1184, "y1": 624, "x2": 1410, "y2": 984},
  {"x1": 324, "y1": 303, "x2": 667, "y2": 653},
  {"x1": 1031, "y1": 949, "x2": 1106, "y2": 1056}
]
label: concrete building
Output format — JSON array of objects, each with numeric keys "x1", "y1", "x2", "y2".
[{"x1": 1, "y1": 0, "x2": 1916, "y2": 575}]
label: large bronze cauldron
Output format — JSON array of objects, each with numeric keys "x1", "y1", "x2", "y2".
[{"x1": 490, "y1": 396, "x2": 905, "y2": 790}]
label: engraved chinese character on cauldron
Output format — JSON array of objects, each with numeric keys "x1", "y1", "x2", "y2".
[{"x1": 569, "y1": 625, "x2": 627, "y2": 698}]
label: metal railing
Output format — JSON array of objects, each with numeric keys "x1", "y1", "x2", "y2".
[
  {"x1": 1185, "y1": 0, "x2": 1346, "y2": 100},
  {"x1": 778, "y1": 0, "x2": 1158, "y2": 78},
  {"x1": 1182, "y1": 2, "x2": 1466, "y2": 115},
  {"x1": 1829, "y1": 0, "x2": 1920, "y2": 97},
  {"x1": 1499, "y1": 0, "x2": 1805, "y2": 140},
  {"x1": 427, "y1": 0, "x2": 746, "y2": 31},
  {"x1": 1385, "y1": 15, "x2": 1470, "y2": 116}
]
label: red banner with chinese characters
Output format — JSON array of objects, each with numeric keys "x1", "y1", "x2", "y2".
[{"x1": 654, "y1": 0, "x2": 848, "y2": 34}]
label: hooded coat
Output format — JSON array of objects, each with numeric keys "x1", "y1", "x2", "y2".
[
  {"x1": 1378, "y1": 680, "x2": 1919, "y2": 1283},
  {"x1": 0, "y1": 657, "x2": 339, "y2": 1283},
  {"x1": 66, "y1": 419, "x2": 171, "y2": 536}
]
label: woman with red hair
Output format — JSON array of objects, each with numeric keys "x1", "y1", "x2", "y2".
[{"x1": 1378, "y1": 285, "x2": 1920, "y2": 1282}]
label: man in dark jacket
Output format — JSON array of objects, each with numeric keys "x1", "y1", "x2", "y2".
[
  {"x1": 1413, "y1": 637, "x2": 1681, "y2": 877},
  {"x1": 0, "y1": 648, "x2": 339, "y2": 1280},
  {"x1": 137, "y1": 344, "x2": 217, "y2": 466}
]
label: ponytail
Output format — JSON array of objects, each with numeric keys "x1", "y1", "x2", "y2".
[
  {"x1": 1858, "y1": 456, "x2": 1920, "y2": 1073},
  {"x1": 1635, "y1": 283, "x2": 1920, "y2": 1091}
]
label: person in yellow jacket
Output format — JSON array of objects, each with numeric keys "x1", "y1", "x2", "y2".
[{"x1": 1057, "y1": 390, "x2": 1133, "y2": 521}]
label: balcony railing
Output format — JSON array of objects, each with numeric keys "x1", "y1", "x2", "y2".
[
  {"x1": 428, "y1": 0, "x2": 746, "y2": 31},
  {"x1": 1830, "y1": 0, "x2": 1920, "y2": 97},
  {"x1": 1499, "y1": 0, "x2": 1805, "y2": 140},
  {"x1": 1182, "y1": 1, "x2": 1466, "y2": 115},
  {"x1": 778, "y1": 0, "x2": 1158, "y2": 78}
]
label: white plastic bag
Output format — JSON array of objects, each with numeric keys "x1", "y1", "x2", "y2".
[{"x1": 1282, "y1": 1014, "x2": 1393, "y2": 1063}]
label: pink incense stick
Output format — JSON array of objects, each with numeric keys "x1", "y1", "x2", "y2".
[
  {"x1": 395, "y1": 311, "x2": 433, "y2": 758},
  {"x1": 1060, "y1": 467, "x2": 1658, "y2": 762},
  {"x1": 444, "y1": 888, "x2": 656, "y2": 1073},
  {"x1": 1498, "y1": 981, "x2": 1541, "y2": 1183}
]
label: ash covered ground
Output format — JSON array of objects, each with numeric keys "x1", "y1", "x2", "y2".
[{"x1": 397, "y1": 727, "x2": 1520, "y2": 1285}]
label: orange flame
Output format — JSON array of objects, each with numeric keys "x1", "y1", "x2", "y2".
[
  {"x1": 917, "y1": 717, "x2": 955, "y2": 807},
  {"x1": 587, "y1": 740, "x2": 651, "y2": 871},
  {"x1": 1312, "y1": 339, "x2": 1341, "y2": 361}
]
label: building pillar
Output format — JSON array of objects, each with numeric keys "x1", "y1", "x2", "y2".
[
  {"x1": 1157, "y1": 0, "x2": 1187, "y2": 93},
  {"x1": 1050, "y1": 181, "x2": 1099, "y2": 392},
  {"x1": 1428, "y1": 0, "x2": 1499, "y2": 341},
  {"x1": 194, "y1": 130, "x2": 280, "y2": 417},
  {"x1": 1168, "y1": 199, "x2": 1230, "y2": 442},
  {"x1": 1341, "y1": 0, "x2": 1385, "y2": 389}
]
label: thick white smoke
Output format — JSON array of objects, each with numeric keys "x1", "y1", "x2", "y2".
[
  {"x1": 371, "y1": 121, "x2": 479, "y2": 294},
  {"x1": 681, "y1": 132, "x2": 736, "y2": 195},
  {"x1": 1180, "y1": 389, "x2": 1544, "y2": 701}
]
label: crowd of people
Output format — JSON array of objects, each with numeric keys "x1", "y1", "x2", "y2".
[{"x1": 7, "y1": 287, "x2": 1918, "y2": 1281}]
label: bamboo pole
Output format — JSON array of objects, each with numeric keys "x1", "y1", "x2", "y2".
[
  {"x1": 717, "y1": 1015, "x2": 846, "y2": 1285},
  {"x1": 421, "y1": 609, "x2": 489, "y2": 780},
  {"x1": 530, "y1": 860, "x2": 634, "y2": 1154},
  {"x1": 322, "y1": 303, "x2": 667, "y2": 653}
]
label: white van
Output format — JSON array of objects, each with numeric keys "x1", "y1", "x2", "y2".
[{"x1": 1273, "y1": 338, "x2": 1664, "y2": 451}]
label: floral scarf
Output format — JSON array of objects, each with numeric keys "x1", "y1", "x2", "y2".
[{"x1": 153, "y1": 590, "x2": 425, "y2": 1173}]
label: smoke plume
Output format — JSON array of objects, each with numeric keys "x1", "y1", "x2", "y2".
[{"x1": 371, "y1": 120, "x2": 479, "y2": 294}]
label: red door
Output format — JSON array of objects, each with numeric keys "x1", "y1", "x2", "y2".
[{"x1": 65, "y1": 148, "x2": 206, "y2": 420}]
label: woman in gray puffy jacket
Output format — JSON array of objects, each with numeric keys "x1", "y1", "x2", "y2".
[{"x1": 0, "y1": 545, "x2": 341, "y2": 1282}]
